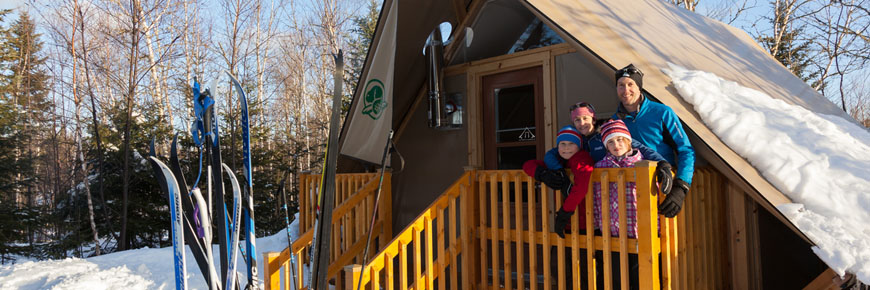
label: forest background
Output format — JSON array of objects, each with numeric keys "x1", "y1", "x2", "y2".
[{"x1": 0, "y1": 0, "x2": 866, "y2": 262}]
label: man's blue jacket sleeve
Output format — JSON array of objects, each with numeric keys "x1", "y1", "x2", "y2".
[
  {"x1": 663, "y1": 108, "x2": 695, "y2": 183},
  {"x1": 633, "y1": 140, "x2": 665, "y2": 162}
]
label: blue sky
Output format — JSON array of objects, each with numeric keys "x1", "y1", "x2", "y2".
[{"x1": 0, "y1": 0, "x2": 22, "y2": 11}]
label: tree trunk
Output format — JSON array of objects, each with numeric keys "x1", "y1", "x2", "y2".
[
  {"x1": 120, "y1": 0, "x2": 143, "y2": 251},
  {"x1": 77, "y1": 2, "x2": 113, "y2": 243},
  {"x1": 72, "y1": 0, "x2": 101, "y2": 256}
]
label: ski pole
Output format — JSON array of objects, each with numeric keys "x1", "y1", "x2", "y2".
[{"x1": 355, "y1": 130, "x2": 393, "y2": 290}]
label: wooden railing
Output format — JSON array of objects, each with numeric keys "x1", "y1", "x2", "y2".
[
  {"x1": 267, "y1": 164, "x2": 726, "y2": 289},
  {"x1": 345, "y1": 170, "x2": 475, "y2": 290},
  {"x1": 345, "y1": 161, "x2": 683, "y2": 290},
  {"x1": 264, "y1": 172, "x2": 391, "y2": 290}
]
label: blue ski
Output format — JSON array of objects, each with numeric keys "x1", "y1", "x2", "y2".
[
  {"x1": 222, "y1": 163, "x2": 242, "y2": 290},
  {"x1": 226, "y1": 71, "x2": 260, "y2": 289},
  {"x1": 148, "y1": 157, "x2": 187, "y2": 290}
]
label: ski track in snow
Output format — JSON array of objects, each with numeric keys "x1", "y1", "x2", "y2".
[
  {"x1": 0, "y1": 214, "x2": 301, "y2": 290},
  {"x1": 664, "y1": 63, "x2": 870, "y2": 283}
]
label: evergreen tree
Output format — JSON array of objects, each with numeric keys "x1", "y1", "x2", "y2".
[
  {"x1": 344, "y1": 0, "x2": 380, "y2": 111},
  {"x1": 758, "y1": 28, "x2": 818, "y2": 84},
  {"x1": 0, "y1": 9, "x2": 53, "y2": 254},
  {"x1": 756, "y1": 2, "x2": 818, "y2": 86}
]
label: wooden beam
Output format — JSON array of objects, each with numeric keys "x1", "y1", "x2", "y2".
[
  {"x1": 802, "y1": 268, "x2": 839, "y2": 290},
  {"x1": 451, "y1": 0, "x2": 467, "y2": 21}
]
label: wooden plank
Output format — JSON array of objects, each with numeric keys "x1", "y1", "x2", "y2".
[
  {"x1": 264, "y1": 252, "x2": 280, "y2": 290},
  {"x1": 437, "y1": 205, "x2": 446, "y2": 290},
  {"x1": 478, "y1": 227, "x2": 640, "y2": 252},
  {"x1": 501, "y1": 174, "x2": 513, "y2": 290},
  {"x1": 600, "y1": 171, "x2": 613, "y2": 290},
  {"x1": 714, "y1": 171, "x2": 726, "y2": 289},
  {"x1": 661, "y1": 214, "x2": 673, "y2": 290},
  {"x1": 746, "y1": 195, "x2": 763, "y2": 289},
  {"x1": 527, "y1": 177, "x2": 538, "y2": 290},
  {"x1": 296, "y1": 249, "x2": 305, "y2": 290},
  {"x1": 345, "y1": 264, "x2": 362, "y2": 290},
  {"x1": 571, "y1": 199, "x2": 580, "y2": 289},
  {"x1": 586, "y1": 187, "x2": 596, "y2": 290},
  {"x1": 543, "y1": 50, "x2": 555, "y2": 150},
  {"x1": 400, "y1": 242, "x2": 409, "y2": 290},
  {"x1": 479, "y1": 173, "x2": 488, "y2": 288},
  {"x1": 636, "y1": 164, "x2": 660, "y2": 290},
  {"x1": 460, "y1": 180, "x2": 472, "y2": 290},
  {"x1": 414, "y1": 226, "x2": 422, "y2": 288},
  {"x1": 556, "y1": 186, "x2": 565, "y2": 290},
  {"x1": 449, "y1": 196, "x2": 459, "y2": 290},
  {"x1": 386, "y1": 253, "x2": 395, "y2": 290},
  {"x1": 694, "y1": 178, "x2": 706, "y2": 289},
  {"x1": 284, "y1": 256, "x2": 292, "y2": 290},
  {"x1": 685, "y1": 177, "x2": 696, "y2": 288},
  {"x1": 384, "y1": 173, "x2": 393, "y2": 247},
  {"x1": 542, "y1": 178, "x2": 552, "y2": 290},
  {"x1": 514, "y1": 174, "x2": 525, "y2": 290},
  {"x1": 372, "y1": 264, "x2": 381, "y2": 290},
  {"x1": 678, "y1": 192, "x2": 689, "y2": 290},
  {"x1": 617, "y1": 172, "x2": 629, "y2": 290},
  {"x1": 802, "y1": 268, "x2": 839, "y2": 290},
  {"x1": 705, "y1": 171, "x2": 715, "y2": 289},
  {"x1": 426, "y1": 214, "x2": 435, "y2": 290},
  {"x1": 490, "y1": 173, "x2": 500, "y2": 290}
]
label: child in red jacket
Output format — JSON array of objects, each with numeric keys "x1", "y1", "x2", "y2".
[{"x1": 523, "y1": 125, "x2": 594, "y2": 238}]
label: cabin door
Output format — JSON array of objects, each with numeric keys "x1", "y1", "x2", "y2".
[{"x1": 482, "y1": 66, "x2": 545, "y2": 170}]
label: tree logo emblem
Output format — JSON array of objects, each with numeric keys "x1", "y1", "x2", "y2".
[{"x1": 362, "y1": 79, "x2": 388, "y2": 120}]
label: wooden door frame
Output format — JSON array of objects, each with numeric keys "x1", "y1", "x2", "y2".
[
  {"x1": 454, "y1": 44, "x2": 575, "y2": 169},
  {"x1": 481, "y1": 66, "x2": 545, "y2": 169}
]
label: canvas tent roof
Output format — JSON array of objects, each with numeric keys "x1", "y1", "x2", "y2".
[{"x1": 339, "y1": 0, "x2": 855, "y2": 242}]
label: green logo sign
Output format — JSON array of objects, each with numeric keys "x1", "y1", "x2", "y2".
[{"x1": 362, "y1": 79, "x2": 388, "y2": 120}]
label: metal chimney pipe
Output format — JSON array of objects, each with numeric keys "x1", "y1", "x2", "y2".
[{"x1": 426, "y1": 27, "x2": 445, "y2": 128}]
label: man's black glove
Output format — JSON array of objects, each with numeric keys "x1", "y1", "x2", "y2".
[
  {"x1": 654, "y1": 161, "x2": 673, "y2": 194},
  {"x1": 554, "y1": 208, "x2": 573, "y2": 238},
  {"x1": 659, "y1": 178, "x2": 689, "y2": 218},
  {"x1": 535, "y1": 166, "x2": 569, "y2": 190}
]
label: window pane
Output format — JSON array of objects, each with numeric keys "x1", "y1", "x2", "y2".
[{"x1": 494, "y1": 84, "x2": 535, "y2": 143}]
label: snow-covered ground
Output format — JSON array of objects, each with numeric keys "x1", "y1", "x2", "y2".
[
  {"x1": 665, "y1": 63, "x2": 870, "y2": 283},
  {"x1": 0, "y1": 214, "x2": 301, "y2": 290}
]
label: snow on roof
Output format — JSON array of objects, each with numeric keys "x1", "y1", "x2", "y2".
[{"x1": 664, "y1": 63, "x2": 870, "y2": 283}]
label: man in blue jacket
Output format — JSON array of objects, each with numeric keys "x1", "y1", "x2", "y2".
[{"x1": 613, "y1": 64, "x2": 695, "y2": 218}]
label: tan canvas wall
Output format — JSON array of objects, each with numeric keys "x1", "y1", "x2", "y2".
[
  {"x1": 391, "y1": 73, "x2": 469, "y2": 232},
  {"x1": 554, "y1": 51, "x2": 621, "y2": 124}
]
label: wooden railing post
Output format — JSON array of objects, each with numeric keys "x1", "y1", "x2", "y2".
[
  {"x1": 635, "y1": 161, "x2": 661, "y2": 290},
  {"x1": 382, "y1": 172, "x2": 393, "y2": 249},
  {"x1": 462, "y1": 168, "x2": 478, "y2": 290},
  {"x1": 264, "y1": 252, "x2": 281, "y2": 290},
  {"x1": 345, "y1": 264, "x2": 362, "y2": 290}
]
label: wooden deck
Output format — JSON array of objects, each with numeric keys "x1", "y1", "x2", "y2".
[{"x1": 265, "y1": 163, "x2": 733, "y2": 289}]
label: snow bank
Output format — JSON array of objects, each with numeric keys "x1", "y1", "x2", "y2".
[
  {"x1": 0, "y1": 214, "x2": 301, "y2": 290},
  {"x1": 664, "y1": 63, "x2": 870, "y2": 283}
]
